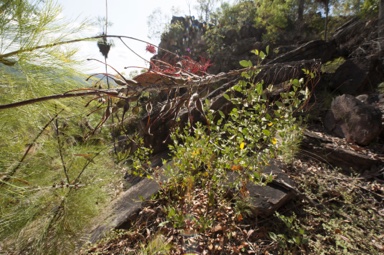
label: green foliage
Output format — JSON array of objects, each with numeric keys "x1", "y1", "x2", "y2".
[
  {"x1": 360, "y1": 0, "x2": 380, "y2": 16},
  {"x1": 0, "y1": 2, "x2": 120, "y2": 254},
  {"x1": 137, "y1": 234, "x2": 172, "y2": 255},
  {"x1": 152, "y1": 51, "x2": 311, "y2": 234},
  {"x1": 204, "y1": 0, "x2": 379, "y2": 54},
  {"x1": 330, "y1": 0, "x2": 379, "y2": 16},
  {"x1": 161, "y1": 21, "x2": 185, "y2": 42},
  {"x1": 269, "y1": 212, "x2": 308, "y2": 253},
  {"x1": 204, "y1": 1, "x2": 258, "y2": 55},
  {"x1": 0, "y1": 64, "x2": 119, "y2": 254},
  {"x1": 0, "y1": 0, "x2": 90, "y2": 67},
  {"x1": 321, "y1": 57, "x2": 346, "y2": 73},
  {"x1": 255, "y1": 0, "x2": 296, "y2": 42}
]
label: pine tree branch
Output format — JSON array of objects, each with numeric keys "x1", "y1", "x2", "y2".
[
  {"x1": 0, "y1": 90, "x2": 119, "y2": 110},
  {"x1": 0, "y1": 36, "x2": 98, "y2": 59},
  {"x1": 1, "y1": 109, "x2": 64, "y2": 185}
]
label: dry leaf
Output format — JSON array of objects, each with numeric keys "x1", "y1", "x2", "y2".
[{"x1": 212, "y1": 224, "x2": 223, "y2": 233}]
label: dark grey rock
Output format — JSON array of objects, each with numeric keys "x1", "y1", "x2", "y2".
[
  {"x1": 324, "y1": 94, "x2": 382, "y2": 146},
  {"x1": 301, "y1": 129, "x2": 384, "y2": 171},
  {"x1": 246, "y1": 161, "x2": 296, "y2": 216},
  {"x1": 329, "y1": 57, "x2": 382, "y2": 95},
  {"x1": 268, "y1": 40, "x2": 338, "y2": 64},
  {"x1": 85, "y1": 178, "x2": 160, "y2": 244}
]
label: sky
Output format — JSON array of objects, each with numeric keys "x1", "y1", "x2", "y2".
[{"x1": 56, "y1": 0, "x2": 216, "y2": 75}]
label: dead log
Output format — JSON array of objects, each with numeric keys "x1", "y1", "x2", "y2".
[{"x1": 268, "y1": 40, "x2": 338, "y2": 65}]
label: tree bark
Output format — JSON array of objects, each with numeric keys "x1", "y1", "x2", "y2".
[
  {"x1": 298, "y1": 0, "x2": 305, "y2": 21},
  {"x1": 380, "y1": 0, "x2": 384, "y2": 41},
  {"x1": 324, "y1": 0, "x2": 329, "y2": 41}
]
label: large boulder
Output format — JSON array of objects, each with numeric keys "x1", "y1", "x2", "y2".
[
  {"x1": 329, "y1": 57, "x2": 383, "y2": 95},
  {"x1": 324, "y1": 94, "x2": 382, "y2": 146}
]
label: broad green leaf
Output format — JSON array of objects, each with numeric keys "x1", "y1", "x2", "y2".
[
  {"x1": 259, "y1": 51, "x2": 266, "y2": 60},
  {"x1": 239, "y1": 60, "x2": 252, "y2": 68},
  {"x1": 251, "y1": 49, "x2": 259, "y2": 55},
  {"x1": 262, "y1": 129, "x2": 271, "y2": 136},
  {"x1": 256, "y1": 82, "x2": 263, "y2": 95},
  {"x1": 292, "y1": 78, "x2": 300, "y2": 87},
  {"x1": 241, "y1": 71, "x2": 251, "y2": 79}
]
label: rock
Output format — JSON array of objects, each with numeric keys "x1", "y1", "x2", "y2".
[
  {"x1": 301, "y1": 129, "x2": 384, "y2": 171},
  {"x1": 329, "y1": 57, "x2": 384, "y2": 95},
  {"x1": 246, "y1": 160, "x2": 296, "y2": 216},
  {"x1": 268, "y1": 40, "x2": 338, "y2": 64},
  {"x1": 332, "y1": 18, "x2": 380, "y2": 58},
  {"x1": 225, "y1": 160, "x2": 298, "y2": 217},
  {"x1": 324, "y1": 94, "x2": 382, "y2": 146},
  {"x1": 171, "y1": 16, "x2": 186, "y2": 25},
  {"x1": 85, "y1": 178, "x2": 160, "y2": 243},
  {"x1": 81, "y1": 153, "x2": 167, "y2": 245},
  {"x1": 256, "y1": 59, "x2": 320, "y2": 86}
]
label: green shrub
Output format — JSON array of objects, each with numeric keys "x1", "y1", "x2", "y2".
[{"x1": 153, "y1": 51, "x2": 312, "y2": 235}]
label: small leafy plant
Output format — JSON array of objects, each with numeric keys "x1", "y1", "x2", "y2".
[
  {"x1": 145, "y1": 49, "x2": 313, "y2": 251},
  {"x1": 269, "y1": 212, "x2": 308, "y2": 253}
]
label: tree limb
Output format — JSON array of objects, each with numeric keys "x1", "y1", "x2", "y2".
[
  {"x1": 0, "y1": 59, "x2": 320, "y2": 110},
  {"x1": 0, "y1": 90, "x2": 119, "y2": 110}
]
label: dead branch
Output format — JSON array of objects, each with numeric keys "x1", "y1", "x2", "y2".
[
  {"x1": 0, "y1": 90, "x2": 119, "y2": 110},
  {"x1": 0, "y1": 59, "x2": 320, "y2": 111}
]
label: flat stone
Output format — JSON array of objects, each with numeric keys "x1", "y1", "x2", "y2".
[
  {"x1": 228, "y1": 160, "x2": 296, "y2": 217},
  {"x1": 85, "y1": 178, "x2": 160, "y2": 244},
  {"x1": 301, "y1": 129, "x2": 384, "y2": 171},
  {"x1": 81, "y1": 152, "x2": 169, "y2": 245},
  {"x1": 247, "y1": 160, "x2": 296, "y2": 216}
]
